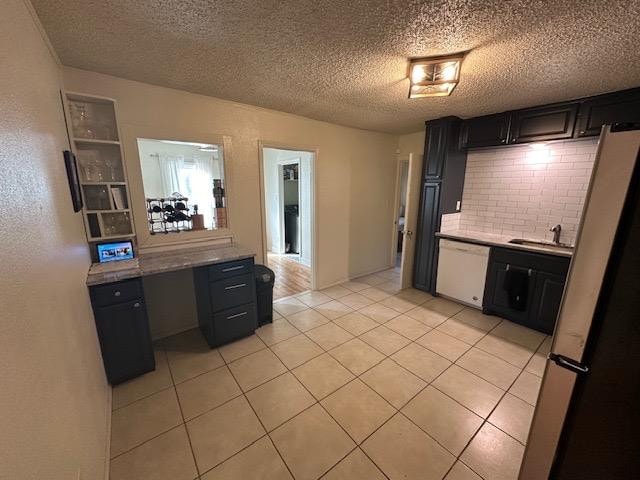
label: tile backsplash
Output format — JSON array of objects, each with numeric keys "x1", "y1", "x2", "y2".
[
  {"x1": 458, "y1": 138, "x2": 599, "y2": 244},
  {"x1": 440, "y1": 212, "x2": 461, "y2": 232}
]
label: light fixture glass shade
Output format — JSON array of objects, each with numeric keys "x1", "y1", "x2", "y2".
[{"x1": 408, "y1": 55, "x2": 462, "y2": 98}]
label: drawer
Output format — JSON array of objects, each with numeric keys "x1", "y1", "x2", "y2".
[
  {"x1": 210, "y1": 273, "x2": 255, "y2": 312},
  {"x1": 91, "y1": 278, "x2": 143, "y2": 307},
  {"x1": 213, "y1": 303, "x2": 257, "y2": 345},
  {"x1": 208, "y1": 258, "x2": 254, "y2": 282}
]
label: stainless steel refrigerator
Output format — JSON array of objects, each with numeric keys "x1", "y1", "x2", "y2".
[{"x1": 519, "y1": 124, "x2": 640, "y2": 479}]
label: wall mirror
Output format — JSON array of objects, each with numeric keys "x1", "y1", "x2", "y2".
[{"x1": 136, "y1": 138, "x2": 227, "y2": 234}]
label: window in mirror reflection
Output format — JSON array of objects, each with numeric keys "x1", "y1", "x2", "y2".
[{"x1": 137, "y1": 138, "x2": 227, "y2": 233}]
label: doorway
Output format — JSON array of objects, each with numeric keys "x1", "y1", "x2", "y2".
[
  {"x1": 391, "y1": 153, "x2": 420, "y2": 289},
  {"x1": 261, "y1": 146, "x2": 315, "y2": 299}
]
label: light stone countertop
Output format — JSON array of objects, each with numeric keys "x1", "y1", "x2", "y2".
[
  {"x1": 86, "y1": 243, "x2": 256, "y2": 286},
  {"x1": 436, "y1": 230, "x2": 574, "y2": 258}
]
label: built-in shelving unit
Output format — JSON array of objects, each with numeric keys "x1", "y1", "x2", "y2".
[{"x1": 62, "y1": 92, "x2": 136, "y2": 243}]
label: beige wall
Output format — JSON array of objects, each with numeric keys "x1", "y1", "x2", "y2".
[
  {"x1": 398, "y1": 130, "x2": 425, "y2": 159},
  {"x1": 0, "y1": 1, "x2": 110, "y2": 479},
  {"x1": 63, "y1": 68, "x2": 399, "y2": 287}
]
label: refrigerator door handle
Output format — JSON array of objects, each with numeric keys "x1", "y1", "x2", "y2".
[{"x1": 548, "y1": 352, "x2": 590, "y2": 374}]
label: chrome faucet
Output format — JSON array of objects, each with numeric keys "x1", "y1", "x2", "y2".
[{"x1": 550, "y1": 224, "x2": 562, "y2": 244}]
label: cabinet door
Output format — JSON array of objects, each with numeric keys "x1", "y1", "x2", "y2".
[
  {"x1": 576, "y1": 90, "x2": 640, "y2": 137},
  {"x1": 484, "y1": 261, "x2": 537, "y2": 325},
  {"x1": 529, "y1": 272, "x2": 566, "y2": 334},
  {"x1": 413, "y1": 182, "x2": 441, "y2": 292},
  {"x1": 510, "y1": 103, "x2": 578, "y2": 144},
  {"x1": 94, "y1": 299, "x2": 155, "y2": 384},
  {"x1": 423, "y1": 120, "x2": 448, "y2": 179},
  {"x1": 460, "y1": 113, "x2": 511, "y2": 148}
]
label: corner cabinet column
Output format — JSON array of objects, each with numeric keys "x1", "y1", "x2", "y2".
[{"x1": 413, "y1": 117, "x2": 467, "y2": 293}]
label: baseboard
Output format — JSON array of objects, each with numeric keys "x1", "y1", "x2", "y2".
[
  {"x1": 315, "y1": 265, "x2": 395, "y2": 291},
  {"x1": 349, "y1": 265, "x2": 395, "y2": 281},
  {"x1": 103, "y1": 386, "x2": 112, "y2": 480},
  {"x1": 152, "y1": 323, "x2": 199, "y2": 342}
]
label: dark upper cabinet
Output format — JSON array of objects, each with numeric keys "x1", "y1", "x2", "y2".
[
  {"x1": 413, "y1": 182, "x2": 441, "y2": 292},
  {"x1": 423, "y1": 117, "x2": 466, "y2": 213},
  {"x1": 576, "y1": 89, "x2": 640, "y2": 137},
  {"x1": 460, "y1": 113, "x2": 511, "y2": 148},
  {"x1": 460, "y1": 88, "x2": 640, "y2": 148},
  {"x1": 509, "y1": 103, "x2": 578, "y2": 144},
  {"x1": 423, "y1": 120, "x2": 448, "y2": 179}
]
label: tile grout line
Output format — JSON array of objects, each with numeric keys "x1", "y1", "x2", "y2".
[
  {"x1": 162, "y1": 339, "x2": 203, "y2": 480},
  {"x1": 217, "y1": 349, "x2": 299, "y2": 480},
  {"x1": 112, "y1": 276, "x2": 545, "y2": 480}
]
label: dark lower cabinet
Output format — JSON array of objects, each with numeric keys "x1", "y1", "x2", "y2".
[
  {"x1": 414, "y1": 182, "x2": 441, "y2": 292},
  {"x1": 529, "y1": 271, "x2": 567, "y2": 333},
  {"x1": 483, "y1": 247, "x2": 570, "y2": 334},
  {"x1": 194, "y1": 258, "x2": 258, "y2": 348},
  {"x1": 89, "y1": 278, "x2": 155, "y2": 384}
]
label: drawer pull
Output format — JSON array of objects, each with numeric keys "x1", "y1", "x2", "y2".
[
  {"x1": 114, "y1": 290, "x2": 121, "y2": 297},
  {"x1": 133, "y1": 302, "x2": 141, "y2": 308},
  {"x1": 225, "y1": 283, "x2": 247, "y2": 290},
  {"x1": 222, "y1": 265, "x2": 244, "y2": 272},
  {"x1": 227, "y1": 311, "x2": 248, "y2": 320}
]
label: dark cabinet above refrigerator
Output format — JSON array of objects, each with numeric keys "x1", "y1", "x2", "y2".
[{"x1": 459, "y1": 87, "x2": 640, "y2": 149}]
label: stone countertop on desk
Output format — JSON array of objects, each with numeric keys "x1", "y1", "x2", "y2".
[
  {"x1": 86, "y1": 244, "x2": 256, "y2": 286},
  {"x1": 436, "y1": 230, "x2": 574, "y2": 258}
]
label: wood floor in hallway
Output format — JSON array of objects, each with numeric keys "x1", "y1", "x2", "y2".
[{"x1": 267, "y1": 252, "x2": 311, "y2": 299}]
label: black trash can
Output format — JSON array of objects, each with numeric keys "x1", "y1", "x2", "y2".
[{"x1": 255, "y1": 264, "x2": 275, "y2": 326}]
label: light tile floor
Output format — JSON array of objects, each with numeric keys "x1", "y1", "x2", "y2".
[{"x1": 109, "y1": 268, "x2": 548, "y2": 480}]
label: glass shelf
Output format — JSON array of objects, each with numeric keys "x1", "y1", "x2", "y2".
[
  {"x1": 101, "y1": 212, "x2": 133, "y2": 237},
  {"x1": 76, "y1": 143, "x2": 124, "y2": 183},
  {"x1": 68, "y1": 99, "x2": 119, "y2": 142},
  {"x1": 66, "y1": 91, "x2": 136, "y2": 244},
  {"x1": 83, "y1": 185, "x2": 111, "y2": 210}
]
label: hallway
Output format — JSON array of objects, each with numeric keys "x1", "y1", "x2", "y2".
[{"x1": 268, "y1": 253, "x2": 311, "y2": 299}]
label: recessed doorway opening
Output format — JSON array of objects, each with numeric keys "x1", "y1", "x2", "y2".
[{"x1": 260, "y1": 146, "x2": 315, "y2": 299}]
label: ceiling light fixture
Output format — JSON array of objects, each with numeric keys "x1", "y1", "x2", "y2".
[{"x1": 408, "y1": 54, "x2": 463, "y2": 98}]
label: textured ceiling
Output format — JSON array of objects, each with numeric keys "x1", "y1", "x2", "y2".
[{"x1": 32, "y1": 0, "x2": 640, "y2": 133}]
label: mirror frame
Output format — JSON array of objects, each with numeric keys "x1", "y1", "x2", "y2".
[{"x1": 123, "y1": 124, "x2": 234, "y2": 249}]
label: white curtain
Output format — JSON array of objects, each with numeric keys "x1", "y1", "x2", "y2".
[
  {"x1": 158, "y1": 154, "x2": 183, "y2": 196},
  {"x1": 152, "y1": 152, "x2": 219, "y2": 229}
]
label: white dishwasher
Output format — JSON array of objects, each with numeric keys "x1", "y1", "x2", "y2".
[{"x1": 436, "y1": 239, "x2": 490, "y2": 308}]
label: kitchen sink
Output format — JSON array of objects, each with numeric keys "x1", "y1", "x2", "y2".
[{"x1": 509, "y1": 238, "x2": 574, "y2": 252}]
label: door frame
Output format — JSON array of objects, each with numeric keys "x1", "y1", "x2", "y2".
[
  {"x1": 258, "y1": 141, "x2": 318, "y2": 290},
  {"x1": 278, "y1": 159, "x2": 301, "y2": 255},
  {"x1": 390, "y1": 156, "x2": 410, "y2": 267}
]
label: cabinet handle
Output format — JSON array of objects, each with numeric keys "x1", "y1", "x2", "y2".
[
  {"x1": 225, "y1": 283, "x2": 247, "y2": 290},
  {"x1": 133, "y1": 302, "x2": 141, "y2": 308},
  {"x1": 222, "y1": 265, "x2": 244, "y2": 272},
  {"x1": 114, "y1": 290, "x2": 121, "y2": 297},
  {"x1": 505, "y1": 264, "x2": 510, "y2": 271},
  {"x1": 227, "y1": 311, "x2": 248, "y2": 320}
]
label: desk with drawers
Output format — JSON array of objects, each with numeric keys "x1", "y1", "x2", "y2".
[{"x1": 86, "y1": 244, "x2": 256, "y2": 384}]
